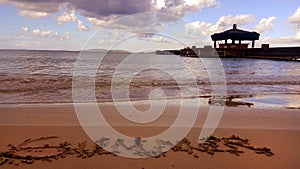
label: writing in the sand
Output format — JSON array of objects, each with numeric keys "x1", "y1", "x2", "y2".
[{"x1": 0, "y1": 135, "x2": 274, "y2": 166}]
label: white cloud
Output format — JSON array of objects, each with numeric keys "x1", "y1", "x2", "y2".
[
  {"x1": 185, "y1": 21, "x2": 212, "y2": 36},
  {"x1": 55, "y1": 31, "x2": 71, "y2": 40},
  {"x1": 57, "y1": 8, "x2": 90, "y2": 32},
  {"x1": 289, "y1": 7, "x2": 300, "y2": 28},
  {"x1": 154, "y1": 0, "x2": 165, "y2": 9},
  {"x1": 40, "y1": 30, "x2": 51, "y2": 37},
  {"x1": 260, "y1": 32, "x2": 300, "y2": 46},
  {"x1": 22, "y1": 27, "x2": 29, "y2": 32},
  {"x1": 51, "y1": 31, "x2": 70, "y2": 40},
  {"x1": 87, "y1": 17, "x2": 107, "y2": 27},
  {"x1": 98, "y1": 39, "x2": 107, "y2": 45},
  {"x1": 21, "y1": 27, "x2": 70, "y2": 40},
  {"x1": 65, "y1": 32, "x2": 71, "y2": 39},
  {"x1": 19, "y1": 10, "x2": 51, "y2": 18},
  {"x1": 32, "y1": 29, "x2": 41, "y2": 35},
  {"x1": 215, "y1": 14, "x2": 255, "y2": 30},
  {"x1": 32, "y1": 29, "x2": 52, "y2": 37},
  {"x1": 185, "y1": 14, "x2": 255, "y2": 36},
  {"x1": 157, "y1": 0, "x2": 219, "y2": 17},
  {"x1": 98, "y1": 38, "x2": 118, "y2": 45},
  {"x1": 137, "y1": 33, "x2": 171, "y2": 43},
  {"x1": 254, "y1": 17, "x2": 277, "y2": 33},
  {"x1": 57, "y1": 10, "x2": 77, "y2": 25},
  {"x1": 259, "y1": 7, "x2": 300, "y2": 46},
  {"x1": 146, "y1": 36, "x2": 170, "y2": 43},
  {"x1": 260, "y1": 9, "x2": 300, "y2": 46},
  {"x1": 77, "y1": 20, "x2": 89, "y2": 31}
]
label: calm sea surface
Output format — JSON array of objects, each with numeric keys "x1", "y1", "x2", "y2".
[{"x1": 1, "y1": 50, "x2": 300, "y2": 108}]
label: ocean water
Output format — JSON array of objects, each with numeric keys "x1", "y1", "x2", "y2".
[{"x1": 1, "y1": 49, "x2": 300, "y2": 108}]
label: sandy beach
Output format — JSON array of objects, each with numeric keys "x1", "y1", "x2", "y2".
[{"x1": 0, "y1": 103, "x2": 299, "y2": 169}]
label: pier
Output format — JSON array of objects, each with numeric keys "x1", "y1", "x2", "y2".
[{"x1": 156, "y1": 24, "x2": 300, "y2": 61}]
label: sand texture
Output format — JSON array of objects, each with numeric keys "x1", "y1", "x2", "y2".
[{"x1": 0, "y1": 104, "x2": 299, "y2": 169}]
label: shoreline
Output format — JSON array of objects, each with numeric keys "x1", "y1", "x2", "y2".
[{"x1": 1, "y1": 92, "x2": 300, "y2": 109}]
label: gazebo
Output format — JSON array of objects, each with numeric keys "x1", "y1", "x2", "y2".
[{"x1": 211, "y1": 24, "x2": 260, "y2": 48}]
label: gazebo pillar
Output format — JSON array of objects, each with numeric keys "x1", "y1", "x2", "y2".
[
  {"x1": 252, "y1": 40, "x2": 255, "y2": 48},
  {"x1": 214, "y1": 41, "x2": 216, "y2": 48},
  {"x1": 225, "y1": 39, "x2": 228, "y2": 45}
]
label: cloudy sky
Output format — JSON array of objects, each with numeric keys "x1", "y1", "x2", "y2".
[{"x1": 0, "y1": 0, "x2": 299, "y2": 51}]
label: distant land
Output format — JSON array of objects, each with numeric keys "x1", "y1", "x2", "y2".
[
  {"x1": 0, "y1": 48, "x2": 133, "y2": 54},
  {"x1": 84, "y1": 48, "x2": 156, "y2": 54}
]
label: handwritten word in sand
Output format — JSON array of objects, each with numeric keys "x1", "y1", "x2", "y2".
[{"x1": 0, "y1": 135, "x2": 274, "y2": 166}]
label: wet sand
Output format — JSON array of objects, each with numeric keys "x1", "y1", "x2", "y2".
[{"x1": 0, "y1": 104, "x2": 299, "y2": 169}]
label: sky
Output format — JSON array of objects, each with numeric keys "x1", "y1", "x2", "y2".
[{"x1": 0, "y1": 0, "x2": 299, "y2": 51}]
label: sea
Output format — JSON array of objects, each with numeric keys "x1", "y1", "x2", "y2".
[{"x1": 1, "y1": 49, "x2": 300, "y2": 109}]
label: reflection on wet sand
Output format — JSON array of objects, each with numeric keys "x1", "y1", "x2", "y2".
[{"x1": 207, "y1": 94, "x2": 300, "y2": 109}]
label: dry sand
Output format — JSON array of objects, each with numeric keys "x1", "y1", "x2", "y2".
[{"x1": 0, "y1": 103, "x2": 299, "y2": 169}]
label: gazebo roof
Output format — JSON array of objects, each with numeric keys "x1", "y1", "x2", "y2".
[{"x1": 211, "y1": 24, "x2": 260, "y2": 41}]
